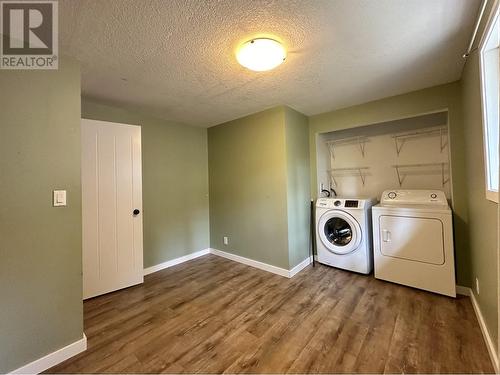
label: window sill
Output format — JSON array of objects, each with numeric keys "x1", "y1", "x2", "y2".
[{"x1": 485, "y1": 190, "x2": 499, "y2": 204}]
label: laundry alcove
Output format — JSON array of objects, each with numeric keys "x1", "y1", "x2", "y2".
[{"x1": 315, "y1": 111, "x2": 452, "y2": 201}]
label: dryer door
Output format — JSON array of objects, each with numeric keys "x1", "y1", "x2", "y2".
[
  {"x1": 318, "y1": 210, "x2": 362, "y2": 255},
  {"x1": 378, "y1": 215, "x2": 445, "y2": 265}
]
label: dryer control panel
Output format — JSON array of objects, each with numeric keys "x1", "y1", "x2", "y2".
[{"x1": 380, "y1": 190, "x2": 447, "y2": 206}]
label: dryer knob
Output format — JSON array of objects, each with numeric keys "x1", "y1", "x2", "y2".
[
  {"x1": 388, "y1": 191, "x2": 397, "y2": 199},
  {"x1": 334, "y1": 200, "x2": 341, "y2": 206}
]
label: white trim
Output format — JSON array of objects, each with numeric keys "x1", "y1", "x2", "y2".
[
  {"x1": 209, "y1": 248, "x2": 312, "y2": 278},
  {"x1": 289, "y1": 256, "x2": 313, "y2": 277},
  {"x1": 455, "y1": 285, "x2": 471, "y2": 296},
  {"x1": 209, "y1": 248, "x2": 290, "y2": 277},
  {"x1": 459, "y1": 286, "x2": 499, "y2": 372},
  {"x1": 143, "y1": 248, "x2": 210, "y2": 276},
  {"x1": 486, "y1": 190, "x2": 499, "y2": 204},
  {"x1": 471, "y1": 289, "x2": 499, "y2": 373},
  {"x1": 478, "y1": 0, "x2": 500, "y2": 203},
  {"x1": 143, "y1": 248, "x2": 312, "y2": 279},
  {"x1": 81, "y1": 117, "x2": 141, "y2": 129},
  {"x1": 10, "y1": 334, "x2": 87, "y2": 375}
]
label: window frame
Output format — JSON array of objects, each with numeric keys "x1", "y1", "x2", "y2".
[{"x1": 478, "y1": 1, "x2": 500, "y2": 203}]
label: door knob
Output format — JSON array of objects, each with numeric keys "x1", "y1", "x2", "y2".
[{"x1": 133, "y1": 209, "x2": 140, "y2": 216}]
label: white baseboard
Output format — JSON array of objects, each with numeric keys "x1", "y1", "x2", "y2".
[
  {"x1": 455, "y1": 285, "x2": 471, "y2": 296},
  {"x1": 209, "y1": 248, "x2": 311, "y2": 278},
  {"x1": 458, "y1": 286, "x2": 498, "y2": 372},
  {"x1": 289, "y1": 256, "x2": 313, "y2": 277},
  {"x1": 143, "y1": 248, "x2": 210, "y2": 276},
  {"x1": 143, "y1": 247, "x2": 311, "y2": 279},
  {"x1": 209, "y1": 248, "x2": 290, "y2": 277},
  {"x1": 10, "y1": 334, "x2": 87, "y2": 374}
]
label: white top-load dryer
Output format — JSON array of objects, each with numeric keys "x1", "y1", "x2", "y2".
[{"x1": 372, "y1": 190, "x2": 456, "y2": 297}]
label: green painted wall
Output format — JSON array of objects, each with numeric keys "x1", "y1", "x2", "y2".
[
  {"x1": 82, "y1": 99, "x2": 209, "y2": 268},
  {"x1": 461, "y1": 49, "x2": 499, "y2": 351},
  {"x1": 284, "y1": 108, "x2": 311, "y2": 268},
  {"x1": 208, "y1": 106, "x2": 311, "y2": 269},
  {"x1": 208, "y1": 107, "x2": 290, "y2": 268},
  {"x1": 308, "y1": 82, "x2": 471, "y2": 286},
  {"x1": 0, "y1": 58, "x2": 84, "y2": 373}
]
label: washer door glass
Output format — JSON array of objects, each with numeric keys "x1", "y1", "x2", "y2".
[
  {"x1": 318, "y1": 210, "x2": 362, "y2": 255},
  {"x1": 324, "y1": 217, "x2": 352, "y2": 246}
]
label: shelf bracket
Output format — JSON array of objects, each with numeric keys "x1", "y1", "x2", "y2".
[
  {"x1": 329, "y1": 173, "x2": 337, "y2": 188},
  {"x1": 394, "y1": 137, "x2": 405, "y2": 156},
  {"x1": 326, "y1": 136, "x2": 367, "y2": 159},
  {"x1": 442, "y1": 163, "x2": 450, "y2": 186},
  {"x1": 358, "y1": 168, "x2": 366, "y2": 186},
  {"x1": 327, "y1": 143, "x2": 335, "y2": 160},
  {"x1": 440, "y1": 128, "x2": 448, "y2": 153},
  {"x1": 394, "y1": 166, "x2": 405, "y2": 187},
  {"x1": 358, "y1": 138, "x2": 366, "y2": 157}
]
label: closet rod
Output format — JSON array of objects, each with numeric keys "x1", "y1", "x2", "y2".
[{"x1": 463, "y1": 0, "x2": 489, "y2": 58}]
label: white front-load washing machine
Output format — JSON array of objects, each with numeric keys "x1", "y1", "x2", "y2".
[{"x1": 316, "y1": 197, "x2": 377, "y2": 274}]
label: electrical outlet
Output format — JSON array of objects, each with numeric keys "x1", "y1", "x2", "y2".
[
  {"x1": 223, "y1": 236, "x2": 229, "y2": 245},
  {"x1": 475, "y1": 277, "x2": 480, "y2": 295}
]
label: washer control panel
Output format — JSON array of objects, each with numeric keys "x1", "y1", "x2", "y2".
[
  {"x1": 380, "y1": 190, "x2": 447, "y2": 205},
  {"x1": 317, "y1": 198, "x2": 371, "y2": 209},
  {"x1": 344, "y1": 200, "x2": 359, "y2": 208}
]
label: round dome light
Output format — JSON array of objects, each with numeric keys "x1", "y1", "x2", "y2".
[{"x1": 236, "y1": 38, "x2": 286, "y2": 72}]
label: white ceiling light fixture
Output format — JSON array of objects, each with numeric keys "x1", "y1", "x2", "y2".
[{"x1": 236, "y1": 38, "x2": 286, "y2": 72}]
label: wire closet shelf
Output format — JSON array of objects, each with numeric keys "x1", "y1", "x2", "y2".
[
  {"x1": 392, "y1": 162, "x2": 450, "y2": 187},
  {"x1": 326, "y1": 136, "x2": 369, "y2": 159},
  {"x1": 327, "y1": 167, "x2": 370, "y2": 187},
  {"x1": 323, "y1": 125, "x2": 450, "y2": 190},
  {"x1": 392, "y1": 126, "x2": 448, "y2": 156}
]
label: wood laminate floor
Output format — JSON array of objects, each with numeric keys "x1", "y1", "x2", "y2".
[{"x1": 48, "y1": 255, "x2": 494, "y2": 373}]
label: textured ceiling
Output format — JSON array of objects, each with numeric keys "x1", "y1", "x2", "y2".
[{"x1": 60, "y1": 0, "x2": 480, "y2": 127}]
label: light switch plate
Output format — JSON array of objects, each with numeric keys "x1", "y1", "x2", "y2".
[{"x1": 53, "y1": 190, "x2": 67, "y2": 207}]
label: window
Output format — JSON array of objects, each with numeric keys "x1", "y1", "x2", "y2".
[{"x1": 479, "y1": 5, "x2": 500, "y2": 203}]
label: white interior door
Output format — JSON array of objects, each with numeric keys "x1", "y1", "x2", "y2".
[{"x1": 82, "y1": 119, "x2": 143, "y2": 299}]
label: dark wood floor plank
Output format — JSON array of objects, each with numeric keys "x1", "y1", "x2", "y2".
[{"x1": 46, "y1": 254, "x2": 494, "y2": 374}]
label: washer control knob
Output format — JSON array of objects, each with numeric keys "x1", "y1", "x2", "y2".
[
  {"x1": 334, "y1": 200, "x2": 342, "y2": 206},
  {"x1": 388, "y1": 191, "x2": 397, "y2": 199},
  {"x1": 430, "y1": 193, "x2": 437, "y2": 199}
]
